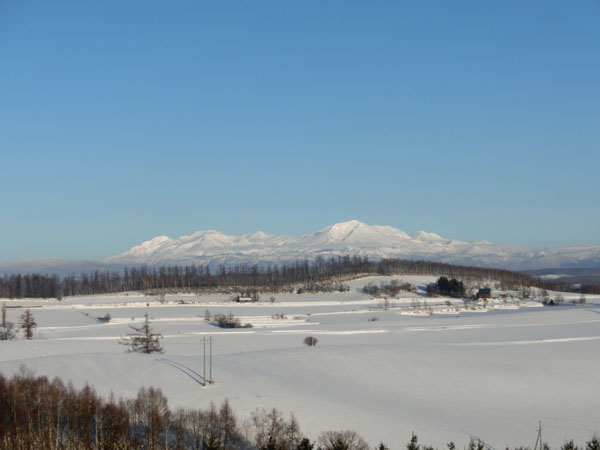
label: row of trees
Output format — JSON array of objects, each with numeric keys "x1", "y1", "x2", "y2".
[
  {"x1": 362, "y1": 280, "x2": 413, "y2": 298},
  {"x1": 1, "y1": 369, "x2": 599, "y2": 450},
  {"x1": 0, "y1": 368, "x2": 307, "y2": 450},
  {"x1": 0, "y1": 256, "x2": 592, "y2": 299}
]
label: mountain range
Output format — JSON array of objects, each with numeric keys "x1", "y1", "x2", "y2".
[{"x1": 2, "y1": 220, "x2": 599, "y2": 275}]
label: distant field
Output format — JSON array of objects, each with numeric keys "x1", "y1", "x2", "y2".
[{"x1": 1, "y1": 275, "x2": 599, "y2": 448}]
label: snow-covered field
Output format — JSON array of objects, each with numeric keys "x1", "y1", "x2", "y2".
[{"x1": 1, "y1": 275, "x2": 599, "y2": 448}]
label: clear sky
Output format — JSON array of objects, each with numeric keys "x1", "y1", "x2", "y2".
[{"x1": 1, "y1": 1, "x2": 599, "y2": 262}]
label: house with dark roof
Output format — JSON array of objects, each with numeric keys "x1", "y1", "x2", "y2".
[{"x1": 476, "y1": 288, "x2": 492, "y2": 299}]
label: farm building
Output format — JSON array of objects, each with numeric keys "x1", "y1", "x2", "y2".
[{"x1": 477, "y1": 288, "x2": 492, "y2": 299}]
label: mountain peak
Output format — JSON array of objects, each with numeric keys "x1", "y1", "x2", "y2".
[
  {"x1": 305, "y1": 220, "x2": 413, "y2": 248},
  {"x1": 412, "y1": 231, "x2": 445, "y2": 241},
  {"x1": 322, "y1": 220, "x2": 369, "y2": 237},
  {"x1": 244, "y1": 231, "x2": 271, "y2": 240}
]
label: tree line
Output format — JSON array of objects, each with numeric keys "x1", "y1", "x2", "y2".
[
  {"x1": 0, "y1": 256, "x2": 594, "y2": 299},
  {"x1": 1, "y1": 369, "x2": 599, "y2": 450}
]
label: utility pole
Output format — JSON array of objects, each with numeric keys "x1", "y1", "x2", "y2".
[
  {"x1": 203, "y1": 336, "x2": 206, "y2": 387},
  {"x1": 534, "y1": 421, "x2": 543, "y2": 450},
  {"x1": 209, "y1": 336, "x2": 213, "y2": 384},
  {"x1": 201, "y1": 336, "x2": 214, "y2": 387}
]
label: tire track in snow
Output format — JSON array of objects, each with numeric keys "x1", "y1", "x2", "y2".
[
  {"x1": 406, "y1": 318, "x2": 600, "y2": 333},
  {"x1": 450, "y1": 336, "x2": 600, "y2": 346}
]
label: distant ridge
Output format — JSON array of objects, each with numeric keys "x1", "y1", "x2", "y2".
[
  {"x1": 0, "y1": 258, "x2": 126, "y2": 276},
  {"x1": 103, "y1": 220, "x2": 600, "y2": 271}
]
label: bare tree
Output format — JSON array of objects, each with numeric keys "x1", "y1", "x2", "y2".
[
  {"x1": 130, "y1": 386, "x2": 170, "y2": 448},
  {"x1": 386, "y1": 280, "x2": 401, "y2": 297},
  {"x1": 0, "y1": 321, "x2": 16, "y2": 340},
  {"x1": 318, "y1": 430, "x2": 369, "y2": 450},
  {"x1": 0, "y1": 303, "x2": 16, "y2": 340},
  {"x1": 219, "y1": 399, "x2": 240, "y2": 450},
  {"x1": 121, "y1": 314, "x2": 164, "y2": 354},
  {"x1": 248, "y1": 407, "x2": 300, "y2": 450},
  {"x1": 20, "y1": 309, "x2": 37, "y2": 340}
]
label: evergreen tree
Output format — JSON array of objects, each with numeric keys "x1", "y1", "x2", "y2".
[
  {"x1": 467, "y1": 438, "x2": 484, "y2": 450},
  {"x1": 121, "y1": 314, "x2": 164, "y2": 354},
  {"x1": 19, "y1": 309, "x2": 36, "y2": 340},
  {"x1": 406, "y1": 433, "x2": 420, "y2": 450}
]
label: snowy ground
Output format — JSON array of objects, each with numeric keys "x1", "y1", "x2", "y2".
[{"x1": 1, "y1": 275, "x2": 599, "y2": 448}]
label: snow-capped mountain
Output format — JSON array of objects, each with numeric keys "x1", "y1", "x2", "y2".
[
  {"x1": 104, "y1": 220, "x2": 600, "y2": 270},
  {"x1": 2, "y1": 221, "x2": 598, "y2": 275}
]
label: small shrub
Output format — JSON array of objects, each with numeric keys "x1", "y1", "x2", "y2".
[
  {"x1": 214, "y1": 313, "x2": 253, "y2": 328},
  {"x1": 426, "y1": 283, "x2": 438, "y2": 297},
  {"x1": 0, "y1": 303, "x2": 16, "y2": 340},
  {"x1": 362, "y1": 283, "x2": 380, "y2": 297},
  {"x1": 97, "y1": 313, "x2": 112, "y2": 323},
  {"x1": 0, "y1": 322, "x2": 16, "y2": 340},
  {"x1": 303, "y1": 336, "x2": 318, "y2": 347},
  {"x1": 271, "y1": 313, "x2": 287, "y2": 320}
]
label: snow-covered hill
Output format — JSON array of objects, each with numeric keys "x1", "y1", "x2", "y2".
[{"x1": 104, "y1": 220, "x2": 600, "y2": 270}]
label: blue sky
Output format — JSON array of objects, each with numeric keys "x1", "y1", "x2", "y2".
[{"x1": 1, "y1": 1, "x2": 599, "y2": 262}]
